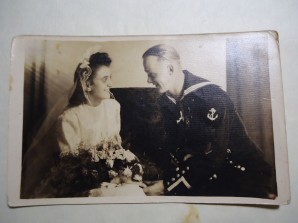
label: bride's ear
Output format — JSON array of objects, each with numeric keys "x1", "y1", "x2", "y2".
[{"x1": 85, "y1": 80, "x2": 92, "y2": 91}]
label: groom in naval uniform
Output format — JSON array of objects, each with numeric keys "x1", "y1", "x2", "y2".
[{"x1": 142, "y1": 44, "x2": 274, "y2": 198}]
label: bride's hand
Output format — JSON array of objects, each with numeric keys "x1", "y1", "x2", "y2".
[
  {"x1": 143, "y1": 180, "x2": 164, "y2": 196},
  {"x1": 88, "y1": 188, "x2": 102, "y2": 197},
  {"x1": 131, "y1": 181, "x2": 147, "y2": 188},
  {"x1": 120, "y1": 177, "x2": 147, "y2": 188}
]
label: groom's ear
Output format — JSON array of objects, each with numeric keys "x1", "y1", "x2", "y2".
[{"x1": 167, "y1": 64, "x2": 174, "y2": 75}]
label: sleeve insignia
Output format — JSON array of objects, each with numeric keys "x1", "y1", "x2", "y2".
[{"x1": 207, "y1": 108, "x2": 218, "y2": 121}]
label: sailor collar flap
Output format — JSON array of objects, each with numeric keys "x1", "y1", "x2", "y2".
[{"x1": 164, "y1": 70, "x2": 216, "y2": 105}]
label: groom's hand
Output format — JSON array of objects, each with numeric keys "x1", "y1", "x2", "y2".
[{"x1": 143, "y1": 180, "x2": 164, "y2": 196}]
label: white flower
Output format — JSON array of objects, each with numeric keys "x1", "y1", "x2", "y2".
[
  {"x1": 102, "y1": 141, "x2": 109, "y2": 150},
  {"x1": 108, "y1": 170, "x2": 118, "y2": 178},
  {"x1": 114, "y1": 148, "x2": 125, "y2": 160},
  {"x1": 79, "y1": 45, "x2": 103, "y2": 66},
  {"x1": 82, "y1": 45, "x2": 103, "y2": 61},
  {"x1": 79, "y1": 59, "x2": 90, "y2": 69},
  {"x1": 122, "y1": 167, "x2": 132, "y2": 177},
  {"x1": 92, "y1": 154, "x2": 99, "y2": 162},
  {"x1": 107, "y1": 150, "x2": 115, "y2": 159},
  {"x1": 106, "y1": 159, "x2": 114, "y2": 168},
  {"x1": 135, "y1": 163, "x2": 144, "y2": 175},
  {"x1": 97, "y1": 150, "x2": 106, "y2": 159},
  {"x1": 133, "y1": 174, "x2": 143, "y2": 182},
  {"x1": 124, "y1": 150, "x2": 136, "y2": 162},
  {"x1": 110, "y1": 137, "x2": 120, "y2": 146}
]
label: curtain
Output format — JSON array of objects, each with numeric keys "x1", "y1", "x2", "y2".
[
  {"x1": 226, "y1": 36, "x2": 275, "y2": 169},
  {"x1": 23, "y1": 41, "x2": 47, "y2": 157}
]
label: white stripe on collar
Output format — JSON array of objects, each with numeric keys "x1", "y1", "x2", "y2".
[
  {"x1": 166, "y1": 95, "x2": 177, "y2": 104},
  {"x1": 184, "y1": 81, "x2": 212, "y2": 96},
  {"x1": 166, "y1": 81, "x2": 213, "y2": 104}
]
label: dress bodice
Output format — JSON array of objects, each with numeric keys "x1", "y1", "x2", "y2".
[
  {"x1": 57, "y1": 99, "x2": 121, "y2": 154},
  {"x1": 55, "y1": 98, "x2": 145, "y2": 196}
]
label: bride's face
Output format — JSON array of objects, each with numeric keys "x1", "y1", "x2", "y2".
[{"x1": 88, "y1": 65, "x2": 112, "y2": 104}]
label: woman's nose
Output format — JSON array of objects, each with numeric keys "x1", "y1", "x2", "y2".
[
  {"x1": 147, "y1": 76, "x2": 153, "y2": 84},
  {"x1": 107, "y1": 77, "x2": 112, "y2": 87}
]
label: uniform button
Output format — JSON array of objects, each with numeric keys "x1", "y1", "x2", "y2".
[
  {"x1": 177, "y1": 174, "x2": 180, "y2": 178},
  {"x1": 237, "y1": 165, "x2": 241, "y2": 169},
  {"x1": 229, "y1": 161, "x2": 233, "y2": 164},
  {"x1": 186, "y1": 166, "x2": 190, "y2": 170},
  {"x1": 176, "y1": 167, "x2": 179, "y2": 171},
  {"x1": 213, "y1": 174, "x2": 217, "y2": 179},
  {"x1": 241, "y1": 167, "x2": 246, "y2": 171},
  {"x1": 182, "y1": 170, "x2": 185, "y2": 174},
  {"x1": 209, "y1": 177, "x2": 213, "y2": 180},
  {"x1": 227, "y1": 149, "x2": 231, "y2": 153},
  {"x1": 171, "y1": 178, "x2": 175, "y2": 182},
  {"x1": 167, "y1": 182, "x2": 170, "y2": 185}
]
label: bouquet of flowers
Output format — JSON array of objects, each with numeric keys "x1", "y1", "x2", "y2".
[
  {"x1": 34, "y1": 140, "x2": 143, "y2": 198},
  {"x1": 92, "y1": 139, "x2": 144, "y2": 184}
]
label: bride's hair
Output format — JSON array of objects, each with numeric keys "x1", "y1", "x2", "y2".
[{"x1": 69, "y1": 52, "x2": 112, "y2": 106}]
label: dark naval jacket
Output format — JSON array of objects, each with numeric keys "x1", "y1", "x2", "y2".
[{"x1": 158, "y1": 70, "x2": 273, "y2": 198}]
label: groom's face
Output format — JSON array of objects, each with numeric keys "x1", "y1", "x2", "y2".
[{"x1": 143, "y1": 56, "x2": 172, "y2": 93}]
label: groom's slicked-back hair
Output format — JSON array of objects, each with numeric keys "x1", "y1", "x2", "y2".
[{"x1": 142, "y1": 44, "x2": 180, "y2": 63}]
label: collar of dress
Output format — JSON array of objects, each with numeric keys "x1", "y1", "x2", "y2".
[{"x1": 165, "y1": 70, "x2": 213, "y2": 105}]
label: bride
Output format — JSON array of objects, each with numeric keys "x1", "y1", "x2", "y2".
[
  {"x1": 34, "y1": 49, "x2": 145, "y2": 197},
  {"x1": 58, "y1": 51, "x2": 122, "y2": 156}
]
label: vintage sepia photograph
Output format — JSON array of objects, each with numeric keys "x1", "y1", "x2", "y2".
[{"x1": 8, "y1": 32, "x2": 289, "y2": 206}]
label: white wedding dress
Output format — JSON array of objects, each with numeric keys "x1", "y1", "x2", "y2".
[
  {"x1": 56, "y1": 98, "x2": 145, "y2": 197},
  {"x1": 57, "y1": 99, "x2": 122, "y2": 154}
]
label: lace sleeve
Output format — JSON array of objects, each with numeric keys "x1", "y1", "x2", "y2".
[
  {"x1": 56, "y1": 112, "x2": 81, "y2": 154},
  {"x1": 113, "y1": 99, "x2": 122, "y2": 144}
]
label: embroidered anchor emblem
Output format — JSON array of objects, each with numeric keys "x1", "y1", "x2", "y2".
[
  {"x1": 176, "y1": 111, "x2": 184, "y2": 124},
  {"x1": 207, "y1": 108, "x2": 218, "y2": 121}
]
